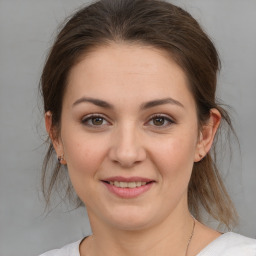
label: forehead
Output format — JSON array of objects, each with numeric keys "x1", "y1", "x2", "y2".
[{"x1": 65, "y1": 43, "x2": 195, "y2": 109}]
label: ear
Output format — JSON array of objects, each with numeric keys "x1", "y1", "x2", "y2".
[
  {"x1": 45, "y1": 111, "x2": 66, "y2": 165},
  {"x1": 194, "y1": 108, "x2": 221, "y2": 162}
]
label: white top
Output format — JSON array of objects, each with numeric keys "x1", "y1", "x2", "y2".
[{"x1": 39, "y1": 232, "x2": 256, "y2": 256}]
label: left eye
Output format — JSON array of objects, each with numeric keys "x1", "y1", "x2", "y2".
[
  {"x1": 81, "y1": 115, "x2": 109, "y2": 127},
  {"x1": 147, "y1": 115, "x2": 174, "y2": 127}
]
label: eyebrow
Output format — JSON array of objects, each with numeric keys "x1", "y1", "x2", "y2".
[
  {"x1": 140, "y1": 98, "x2": 184, "y2": 110},
  {"x1": 73, "y1": 97, "x2": 113, "y2": 109},
  {"x1": 72, "y1": 96, "x2": 184, "y2": 110}
]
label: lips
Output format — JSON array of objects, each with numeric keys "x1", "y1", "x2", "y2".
[
  {"x1": 101, "y1": 176, "x2": 155, "y2": 198},
  {"x1": 108, "y1": 181, "x2": 148, "y2": 188},
  {"x1": 103, "y1": 176, "x2": 153, "y2": 183}
]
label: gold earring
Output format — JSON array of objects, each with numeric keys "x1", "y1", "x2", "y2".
[
  {"x1": 199, "y1": 153, "x2": 205, "y2": 160},
  {"x1": 58, "y1": 155, "x2": 65, "y2": 164}
]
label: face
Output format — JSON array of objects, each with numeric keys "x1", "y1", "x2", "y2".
[{"x1": 48, "y1": 43, "x2": 213, "y2": 231}]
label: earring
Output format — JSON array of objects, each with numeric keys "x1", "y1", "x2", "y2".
[
  {"x1": 199, "y1": 153, "x2": 204, "y2": 161},
  {"x1": 57, "y1": 155, "x2": 65, "y2": 164}
]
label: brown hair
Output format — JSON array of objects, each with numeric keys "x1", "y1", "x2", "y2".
[{"x1": 40, "y1": 0, "x2": 238, "y2": 228}]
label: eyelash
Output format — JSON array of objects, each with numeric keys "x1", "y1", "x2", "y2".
[
  {"x1": 81, "y1": 114, "x2": 109, "y2": 128},
  {"x1": 147, "y1": 114, "x2": 175, "y2": 128},
  {"x1": 81, "y1": 114, "x2": 175, "y2": 129}
]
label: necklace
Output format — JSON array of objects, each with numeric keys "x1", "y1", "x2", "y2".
[
  {"x1": 83, "y1": 217, "x2": 196, "y2": 256},
  {"x1": 185, "y1": 216, "x2": 196, "y2": 256}
]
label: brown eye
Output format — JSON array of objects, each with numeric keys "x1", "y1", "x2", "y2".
[
  {"x1": 81, "y1": 114, "x2": 109, "y2": 127},
  {"x1": 91, "y1": 117, "x2": 104, "y2": 125},
  {"x1": 147, "y1": 115, "x2": 174, "y2": 128},
  {"x1": 153, "y1": 117, "x2": 165, "y2": 126}
]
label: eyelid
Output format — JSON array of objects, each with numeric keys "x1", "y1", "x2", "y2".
[
  {"x1": 146, "y1": 113, "x2": 175, "y2": 128},
  {"x1": 81, "y1": 113, "x2": 111, "y2": 127},
  {"x1": 81, "y1": 113, "x2": 175, "y2": 129}
]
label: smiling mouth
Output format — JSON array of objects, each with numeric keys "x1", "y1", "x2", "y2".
[
  {"x1": 103, "y1": 181, "x2": 154, "y2": 188},
  {"x1": 102, "y1": 177, "x2": 155, "y2": 198}
]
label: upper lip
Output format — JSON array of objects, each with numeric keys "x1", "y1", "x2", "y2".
[{"x1": 102, "y1": 176, "x2": 154, "y2": 183}]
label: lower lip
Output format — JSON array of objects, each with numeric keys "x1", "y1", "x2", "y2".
[{"x1": 103, "y1": 182, "x2": 154, "y2": 198}]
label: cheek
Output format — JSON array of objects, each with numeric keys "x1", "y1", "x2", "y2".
[
  {"x1": 62, "y1": 133, "x2": 109, "y2": 202},
  {"x1": 150, "y1": 132, "x2": 197, "y2": 181},
  {"x1": 63, "y1": 132, "x2": 108, "y2": 177}
]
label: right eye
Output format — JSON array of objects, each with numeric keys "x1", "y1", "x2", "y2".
[{"x1": 81, "y1": 114, "x2": 110, "y2": 128}]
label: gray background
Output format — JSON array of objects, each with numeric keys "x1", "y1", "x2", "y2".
[{"x1": 0, "y1": 0, "x2": 255, "y2": 255}]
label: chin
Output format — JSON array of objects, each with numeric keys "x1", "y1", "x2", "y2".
[
  {"x1": 112, "y1": 218, "x2": 153, "y2": 231},
  {"x1": 105, "y1": 205, "x2": 159, "y2": 231}
]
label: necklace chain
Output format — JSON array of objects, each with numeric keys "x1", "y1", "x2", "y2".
[
  {"x1": 83, "y1": 216, "x2": 196, "y2": 256},
  {"x1": 185, "y1": 216, "x2": 196, "y2": 256}
]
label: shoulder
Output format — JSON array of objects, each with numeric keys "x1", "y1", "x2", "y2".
[
  {"x1": 197, "y1": 232, "x2": 256, "y2": 256},
  {"x1": 38, "y1": 239, "x2": 82, "y2": 256}
]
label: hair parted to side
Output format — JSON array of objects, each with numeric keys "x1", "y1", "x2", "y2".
[{"x1": 40, "y1": 0, "x2": 238, "y2": 228}]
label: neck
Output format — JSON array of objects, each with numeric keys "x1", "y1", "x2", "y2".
[{"x1": 81, "y1": 208, "x2": 195, "y2": 256}]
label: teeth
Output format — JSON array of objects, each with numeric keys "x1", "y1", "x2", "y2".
[
  {"x1": 120, "y1": 182, "x2": 127, "y2": 188},
  {"x1": 108, "y1": 181, "x2": 148, "y2": 188},
  {"x1": 128, "y1": 182, "x2": 136, "y2": 188}
]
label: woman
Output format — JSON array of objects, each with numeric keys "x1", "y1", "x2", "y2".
[{"x1": 39, "y1": 0, "x2": 256, "y2": 255}]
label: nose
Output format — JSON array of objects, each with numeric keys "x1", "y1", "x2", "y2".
[{"x1": 108, "y1": 123, "x2": 147, "y2": 168}]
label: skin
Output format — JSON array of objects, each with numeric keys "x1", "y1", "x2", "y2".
[{"x1": 45, "y1": 43, "x2": 221, "y2": 256}]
